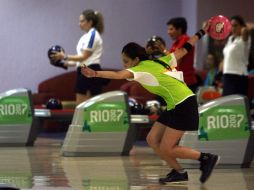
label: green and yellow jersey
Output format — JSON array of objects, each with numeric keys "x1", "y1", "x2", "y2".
[{"x1": 127, "y1": 53, "x2": 194, "y2": 110}]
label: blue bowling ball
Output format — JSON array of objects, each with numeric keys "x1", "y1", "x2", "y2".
[
  {"x1": 47, "y1": 45, "x2": 64, "y2": 60},
  {"x1": 47, "y1": 45, "x2": 67, "y2": 69}
]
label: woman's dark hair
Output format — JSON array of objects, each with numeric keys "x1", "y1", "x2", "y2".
[
  {"x1": 167, "y1": 17, "x2": 187, "y2": 34},
  {"x1": 122, "y1": 42, "x2": 171, "y2": 70},
  {"x1": 231, "y1": 15, "x2": 246, "y2": 27},
  {"x1": 122, "y1": 42, "x2": 149, "y2": 61},
  {"x1": 82, "y1": 9, "x2": 104, "y2": 34}
]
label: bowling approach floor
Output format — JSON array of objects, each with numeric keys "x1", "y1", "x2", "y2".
[{"x1": 0, "y1": 133, "x2": 253, "y2": 190}]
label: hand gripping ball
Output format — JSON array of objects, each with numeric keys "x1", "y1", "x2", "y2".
[
  {"x1": 47, "y1": 45, "x2": 64, "y2": 60},
  {"x1": 208, "y1": 15, "x2": 232, "y2": 40},
  {"x1": 47, "y1": 45, "x2": 67, "y2": 70}
]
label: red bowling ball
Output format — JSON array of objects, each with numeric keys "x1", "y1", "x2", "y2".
[{"x1": 208, "y1": 15, "x2": 232, "y2": 40}]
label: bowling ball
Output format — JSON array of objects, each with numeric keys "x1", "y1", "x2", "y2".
[
  {"x1": 128, "y1": 98, "x2": 138, "y2": 114},
  {"x1": 47, "y1": 45, "x2": 64, "y2": 60},
  {"x1": 46, "y1": 98, "x2": 63, "y2": 110},
  {"x1": 47, "y1": 45, "x2": 67, "y2": 70},
  {"x1": 128, "y1": 98, "x2": 143, "y2": 114},
  {"x1": 128, "y1": 98, "x2": 138, "y2": 107},
  {"x1": 132, "y1": 103, "x2": 150, "y2": 115},
  {"x1": 208, "y1": 15, "x2": 232, "y2": 40}
]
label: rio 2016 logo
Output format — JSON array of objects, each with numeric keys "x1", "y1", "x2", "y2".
[
  {"x1": 0, "y1": 96, "x2": 32, "y2": 124},
  {"x1": 0, "y1": 103, "x2": 29, "y2": 116},
  {"x1": 199, "y1": 105, "x2": 250, "y2": 141},
  {"x1": 83, "y1": 102, "x2": 129, "y2": 132},
  {"x1": 90, "y1": 109, "x2": 124, "y2": 123},
  {"x1": 207, "y1": 114, "x2": 244, "y2": 129}
]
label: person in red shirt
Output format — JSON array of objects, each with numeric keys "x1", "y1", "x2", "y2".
[{"x1": 157, "y1": 17, "x2": 198, "y2": 93}]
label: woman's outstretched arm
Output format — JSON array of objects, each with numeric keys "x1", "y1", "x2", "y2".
[{"x1": 82, "y1": 67, "x2": 133, "y2": 79}]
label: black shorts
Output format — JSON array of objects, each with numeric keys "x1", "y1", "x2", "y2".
[
  {"x1": 222, "y1": 74, "x2": 248, "y2": 96},
  {"x1": 76, "y1": 64, "x2": 109, "y2": 96},
  {"x1": 157, "y1": 95, "x2": 199, "y2": 131}
]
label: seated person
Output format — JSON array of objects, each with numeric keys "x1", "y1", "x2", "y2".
[
  {"x1": 204, "y1": 53, "x2": 223, "y2": 90},
  {"x1": 204, "y1": 53, "x2": 219, "y2": 86}
]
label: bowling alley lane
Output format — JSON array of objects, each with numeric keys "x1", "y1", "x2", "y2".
[{"x1": 0, "y1": 135, "x2": 253, "y2": 190}]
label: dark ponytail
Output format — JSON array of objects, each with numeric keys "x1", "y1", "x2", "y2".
[{"x1": 82, "y1": 9, "x2": 104, "y2": 34}]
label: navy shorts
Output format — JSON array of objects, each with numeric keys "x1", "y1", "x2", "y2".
[{"x1": 157, "y1": 95, "x2": 199, "y2": 131}]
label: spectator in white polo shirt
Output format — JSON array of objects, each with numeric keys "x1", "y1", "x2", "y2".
[{"x1": 52, "y1": 9, "x2": 108, "y2": 104}]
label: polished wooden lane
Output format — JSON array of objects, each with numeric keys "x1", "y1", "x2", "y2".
[{"x1": 0, "y1": 135, "x2": 253, "y2": 190}]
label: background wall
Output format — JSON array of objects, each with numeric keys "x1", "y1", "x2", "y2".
[
  {"x1": 1, "y1": 0, "x2": 197, "y2": 93},
  {"x1": 1, "y1": 0, "x2": 253, "y2": 94}
]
